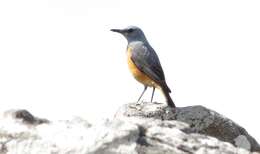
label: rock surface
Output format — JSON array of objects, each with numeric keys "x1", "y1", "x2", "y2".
[
  {"x1": 115, "y1": 102, "x2": 260, "y2": 152},
  {"x1": 0, "y1": 103, "x2": 259, "y2": 154}
]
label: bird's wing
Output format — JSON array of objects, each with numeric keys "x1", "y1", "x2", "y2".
[{"x1": 130, "y1": 42, "x2": 166, "y2": 83}]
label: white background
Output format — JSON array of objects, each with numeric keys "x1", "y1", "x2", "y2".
[{"x1": 0, "y1": 0, "x2": 260, "y2": 142}]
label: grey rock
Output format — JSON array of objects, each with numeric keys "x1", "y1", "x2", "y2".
[
  {"x1": 5, "y1": 109, "x2": 49, "y2": 125},
  {"x1": 0, "y1": 103, "x2": 259, "y2": 154},
  {"x1": 115, "y1": 102, "x2": 260, "y2": 152}
]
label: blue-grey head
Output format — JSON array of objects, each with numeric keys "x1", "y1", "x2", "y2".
[{"x1": 111, "y1": 26, "x2": 148, "y2": 43}]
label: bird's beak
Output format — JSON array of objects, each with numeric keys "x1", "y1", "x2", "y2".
[{"x1": 110, "y1": 29, "x2": 124, "y2": 33}]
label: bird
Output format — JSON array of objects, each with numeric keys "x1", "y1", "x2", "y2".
[{"x1": 111, "y1": 26, "x2": 175, "y2": 108}]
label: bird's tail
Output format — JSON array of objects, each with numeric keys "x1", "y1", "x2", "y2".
[{"x1": 161, "y1": 82, "x2": 176, "y2": 108}]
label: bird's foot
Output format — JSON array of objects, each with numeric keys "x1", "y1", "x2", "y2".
[
  {"x1": 129, "y1": 104, "x2": 142, "y2": 111},
  {"x1": 153, "y1": 102, "x2": 163, "y2": 105}
]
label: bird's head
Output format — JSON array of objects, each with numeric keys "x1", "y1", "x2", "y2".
[{"x1": 111, "y1": 26, "x2": 147, "y2": 43}]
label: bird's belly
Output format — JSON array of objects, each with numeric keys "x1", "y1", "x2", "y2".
[{"x1": 127, "y1": 48, "x2": 158, "y2": 87}]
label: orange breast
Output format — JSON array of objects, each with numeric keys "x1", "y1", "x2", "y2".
[{"x1": 127, "y1": 47, "x2": 158, "y2": 87}]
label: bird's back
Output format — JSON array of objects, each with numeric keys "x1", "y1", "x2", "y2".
[
  {"x1": 128, "y1": 41, "x2": 165, "y2": 82},
  {"x1": 127, "y1": 44, "x2": 159, "y2": 88},
  {"x1": 127, "y1": 41, "x2": 171, "y2": 92}
]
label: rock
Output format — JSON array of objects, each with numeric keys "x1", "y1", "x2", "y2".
[
  {"x1": 0, "y1": 103, "x2": 259, "y2": 154},
  {"x1": 0, "y1": 110, "x2": 92, "y2": 154},
  {"x1": 115, "y1": 102, "x2": 260, "y2": 152},
  {"x1": 3, "y1": 109, "x2": 49, "y2": 125}
]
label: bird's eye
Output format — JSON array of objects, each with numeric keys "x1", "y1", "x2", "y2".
[{"x1": 128, "y1": 28, "x2": 134, "y2": 33}]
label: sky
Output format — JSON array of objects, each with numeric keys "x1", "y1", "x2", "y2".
[{"x1": 0, "y1": 0, "x2": 260, "y2": 141}]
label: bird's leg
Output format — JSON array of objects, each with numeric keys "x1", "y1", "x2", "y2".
[
  {"x1": 137, "y1": 86, "x2": 147, "y2": 103},
  {"x1": 151, "y1": 87, "x2": 155, "y2": 102}
]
